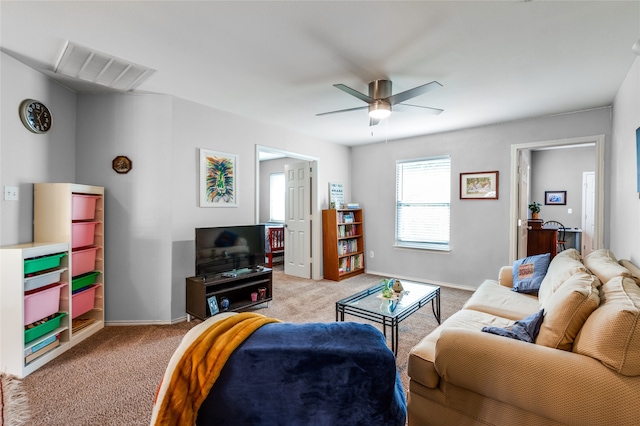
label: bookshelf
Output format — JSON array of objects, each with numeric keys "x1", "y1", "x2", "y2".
[
  {"x1": 0, "y1": 242, "x2": 71, "y2": 377},
  {"x1": 322, "y1": 209, "x2": 365, "y2": 281},
  {"x1": 34, "y1": 183, "x2": 105, "y2": 347}
]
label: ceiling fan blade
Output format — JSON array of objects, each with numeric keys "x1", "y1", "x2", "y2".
[
  {"x1": 334, "y1": 84, "x2": 374, "y2": 104},
  {"x1": 316, "y1": 106, "x2": 368, "y2": 116},
  {"x1": 369, "y1": 117, "x2": 380, "y2": 126},
  {"x1": 386, "y1": 81, "x2": 442, "y2": 106},
  {"x1": 397, "y1": 103, "x2": 444, "y2": 115}
]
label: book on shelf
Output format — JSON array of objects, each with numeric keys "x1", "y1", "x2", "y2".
[
  {"x1": 25, "y1": 339, "x2": 60, "y2": 363},
  {"x1": 338, "y1": 253, "x2": 363, "y2": 274},
  {"x1": 337, "y1": 239, "x2": 358, "y2": 255},
  {"x1": 24, "y1": 333, "x2": 59, "y2": 357},
  {"x1": 346, "y1": 203, "x2": 360, "y2": 209},
  {"x1": 338, "y1": 224, "x2": 358, "y2": 238}
]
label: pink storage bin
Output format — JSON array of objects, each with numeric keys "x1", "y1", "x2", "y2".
[
  {"x1": 72, "y1": 246, "x2": 99, "y2": 277},
  {"x1": 24, "y1": 282, "x2": 66, "y2": 325},
  {"x1": 72, "y1": 285, "x2": 97, "y2": 319},
  {"x1": 72, "y1": 194, "x2": 100, "y2": 220},
  {"x1": 72, "y1": 221, "x2": 98, "y2": 248}
]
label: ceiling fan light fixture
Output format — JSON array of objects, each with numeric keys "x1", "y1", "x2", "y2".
[{"x1": 368, "y1": 101, "x2": 391, "y2": 119}]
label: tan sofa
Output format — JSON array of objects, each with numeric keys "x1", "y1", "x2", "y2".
[{"x1": 407, "y1": 248, "x2": 640, "y2": 426}]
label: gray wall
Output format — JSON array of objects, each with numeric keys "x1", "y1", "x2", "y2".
[
  {"x1": 1, "y1": 53, "x2": 352, "y2": 323},
  {"x1": 0, "y1": 52, "x2": 77, "y2": 245},
  {"x1": 531, "y1": 146, "x2": 595, "y2": 229},
  {"x1": 610, "y1": 56, "x2": 640, "y2": 263},
  {"x1": 71, "y1": 95, "x2": 351, "y2": 323},
  {"x1": 75, "y1": 93, "x2": 174, "y2": 323},
  {"x1": 352, "y1": 108, "x2": 612, "y2": 289}
]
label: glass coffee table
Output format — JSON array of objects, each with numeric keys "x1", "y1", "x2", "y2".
[{"x1": 336, "y1": 280, "x2": 440, "y2": 355}]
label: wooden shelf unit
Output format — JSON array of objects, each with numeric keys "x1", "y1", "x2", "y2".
[
  {"x1": 34, "y1": 183, "x2": 105, "y2": 346},
  {"x1": 0, "y1": 242, "x2": 71, "y2": 377},
  {"x1": 322, "y1": 209, "x2": 365, "y2": 281}
]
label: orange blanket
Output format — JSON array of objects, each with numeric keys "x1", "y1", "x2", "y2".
[{"x1": 150, "y1": 312, "x2": 280, "y2": 425}]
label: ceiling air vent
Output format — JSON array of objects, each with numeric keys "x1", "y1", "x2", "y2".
[{"x1": 54, "y1": 41, "x2": 154, "y2": 92}]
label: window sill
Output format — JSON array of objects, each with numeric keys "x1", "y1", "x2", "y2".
[{"x1": 393, "y1": 243, "x2": 450, "y2": 253}]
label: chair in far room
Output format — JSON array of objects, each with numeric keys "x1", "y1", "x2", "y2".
[
  {"x1": 543, "y1": 220, "x2": 567, "y2": 252},
  {"x1": 266, "y1": 226, "x2": 285, "y2": 267}
]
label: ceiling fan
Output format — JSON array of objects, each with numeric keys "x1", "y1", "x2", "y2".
[{"x1": 317, "y1": 79, "x2": 443, "y2": 126}]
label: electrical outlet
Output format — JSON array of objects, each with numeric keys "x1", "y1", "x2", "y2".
[
  {"x1": 568, "y1": 208, "x2": 572, "y2": 214},
  {"x1": 4, "y1": 186, "x2": 18, "y2": 201},
  {"x1": 369, "y1": 250, "x2": 374, "y2": 258}
]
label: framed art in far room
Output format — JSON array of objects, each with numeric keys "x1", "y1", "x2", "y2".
[
  {"x1": 545, "y1": 191, "x2": 566, "y2": 205},
  {"x1": 199, "y1": 148, "x2": 237, "y2": 207},
  {"x1": 460, "y1": 171, "x2": 499, "y2": 199}
]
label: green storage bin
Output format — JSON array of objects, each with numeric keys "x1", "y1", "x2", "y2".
[
  {"x1": 24, "y1": 253, "x2": 66, "y2": 275},
  {"x1": 24, "y1": 312, "x2": 66, "y2": 343},
  {"x1": 72, "y1": 271, "x2": 100, "y2": 292}
]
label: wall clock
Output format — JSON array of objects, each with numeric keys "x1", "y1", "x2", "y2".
[
  {"x1": 112, "y1": 156, "x2": 132, "y2": 174},
  {"x1": 19, "y1": 99, "x2": 52, "y2": 134}
]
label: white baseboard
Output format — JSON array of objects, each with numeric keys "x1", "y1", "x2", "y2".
[
  {"x1": 105, "y1": 315, "x2": 188, "y2": 326},
  {"x1": 364, "y1": 269, "x2": 477, "y2": 292}
]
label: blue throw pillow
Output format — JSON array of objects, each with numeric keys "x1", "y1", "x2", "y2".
[
  {"x1": 512, "y1": 253, "x2": 551, "y2": 294},
  {"x1": 481, "y1": 309, "x2": 545, "y2": 343}
]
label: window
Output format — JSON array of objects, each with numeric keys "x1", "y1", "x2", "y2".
[
  {"x1": 269, "y1": 172, "x2": 285, "y2": 222},
  {"x1": 396, "y1": 156, "x2": 451, "y2": 250}
]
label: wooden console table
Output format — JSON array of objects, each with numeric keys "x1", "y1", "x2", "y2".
[
  {"x1": 186, "y1": 267, "x2": 272, "y2": 321},
  {"x1": 527, "y1": 228, "x2": 557, "y2": 259}
]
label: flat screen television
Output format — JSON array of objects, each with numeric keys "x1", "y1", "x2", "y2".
[{"x1": 195, "y1": 225, "x2": 266, "y2": 276}]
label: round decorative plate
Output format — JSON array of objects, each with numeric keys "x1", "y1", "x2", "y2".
[{"x1": 112, "y1": 156, "x2": 132, "y2": 174}]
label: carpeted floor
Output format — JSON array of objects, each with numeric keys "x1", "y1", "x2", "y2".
[{"x1": 22, "y1": 268, "x2": 472, "y2": 425}]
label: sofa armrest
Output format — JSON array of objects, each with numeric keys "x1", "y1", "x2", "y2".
[
  {"x1": 498, "y1": 265, "x2": 513, "y2": 287},
  {"x1": 435, "y1": 328, "x2": 640, "y2": 425}
]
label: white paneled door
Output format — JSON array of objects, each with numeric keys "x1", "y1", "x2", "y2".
[{"x1": 284, "y1": 161, "x2": 315, "y2": 278}]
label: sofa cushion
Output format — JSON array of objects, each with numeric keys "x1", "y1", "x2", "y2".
[
  {"x1": 498, "y1": 266, "x2": 514, "y2": 287},
  {"x1": 556, "y1": 248, "x2": 582, "y2": 261},
  {"x1": 408, "y1": 309, "x2": 512, "y2": 389},
  {"x1": 536, "y1": 271, "x2": 601, "y2": 351},
  {"x1": 482, "y1": 309, "x2": 544, "y2": 343},
  {"x1": 584, "y1": 249, "x2": 635, "y2": 284},
  {"x1": 573, "y1": 277, "x2": 640, "y2": 376},
  {"x1": 462, "y1": 280, "x2": 540, "y2": 321},
  {"x1": 619, "y1": 259, "x2": 640, "y2": 285},
  {"x1": 538, "y1": 251, "x2": 589, "y2": 306},
  {"x1": 512, "y1": 253, "x2": 551, "y2": 294}
]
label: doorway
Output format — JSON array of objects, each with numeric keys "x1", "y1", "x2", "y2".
[
  {"x1": 509, "y1": 135, "x2": 605, "y2": 262},
  {"x1": 255, "y1": 145, "x2": 320, "y2": 280}
]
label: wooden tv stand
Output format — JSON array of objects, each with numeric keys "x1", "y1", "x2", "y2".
[{"x1": 186, "y1": 267, "x2": 273, "y2": 321}]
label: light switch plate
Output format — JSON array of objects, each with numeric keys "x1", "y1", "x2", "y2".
[{"x1": 4, "y1": 186, "x2": 18, "y2": 201}]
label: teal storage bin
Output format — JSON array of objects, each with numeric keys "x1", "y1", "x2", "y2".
[
  {"x1": 24, "y1": 312, "x2": 66, "y2": 343},
  {"x1": 24, "y1": 253, "x2": 66, "y2": 275},
  {"x1": 72, "y1": 271, "x2": 100, "y2": 292}
]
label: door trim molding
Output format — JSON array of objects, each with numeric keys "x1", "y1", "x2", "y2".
[
  {"x1": 509, "y1": 135, "x2": 605, "y2": 262},
  {"x1": 255, "y1": 145, "x2": 321, "y2": 279}
]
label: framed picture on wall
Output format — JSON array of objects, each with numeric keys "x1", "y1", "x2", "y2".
[
  {"x1": 199, "y1": 148, "x2": 238, "y2": 207},
  {"x1": 460, "y1": 171, "x2": 499, "y2": 199},
  {"x1": 636, "y1": 127, "x2": 640, "y2": 193},
  {"x1": 544, "y1": 191, "x2": 566, "y2": 205}
]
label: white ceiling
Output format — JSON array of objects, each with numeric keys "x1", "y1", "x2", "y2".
[{"x1": 2, "y1": 1, "x2": 639, "y2": 147}]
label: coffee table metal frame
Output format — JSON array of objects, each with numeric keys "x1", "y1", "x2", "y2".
[{"x1": 335, "y1": 281, "x2": 441, "y2": 355}]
